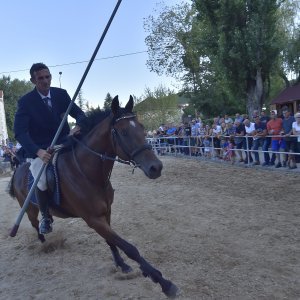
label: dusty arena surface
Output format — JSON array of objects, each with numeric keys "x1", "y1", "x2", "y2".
[{"x1": 0, "y1": 156, "x2": 299, "y2": 300}]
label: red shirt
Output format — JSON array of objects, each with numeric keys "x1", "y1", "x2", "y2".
[{"x1": 267, "y1": 118, "x2": 283, "y2": 140}]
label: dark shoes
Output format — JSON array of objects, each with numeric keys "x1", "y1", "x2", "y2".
[
  {"x1": 252, "y1": 161, "x2": 260, "y2": 166},
  {"x1": 39, "y1": 217, "x2": 53, "y2": 234},
  {"x1": 262, "y1": 161, "x2": 275, "y2": 166},
  {"x1": 244, "y1": 159, "x2": 253, "y2": 164},
  {"x1": 289, "y1": 165, "x2": 297, "y2": 170},
  {"x1": 275, "y1": 162, "x2": 282, "y2": 168}
]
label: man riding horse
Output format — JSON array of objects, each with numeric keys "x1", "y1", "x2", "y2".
[{"x1": 14, "y1": 62, "x2": 87, "y2": 235}]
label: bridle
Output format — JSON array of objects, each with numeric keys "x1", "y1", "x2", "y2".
[
  {"x1": 111, "y1": 114, "x2": 152, "y2": 162},
  {"x1": 71, "y1": 113, "x2": 152, "y2": 174}
]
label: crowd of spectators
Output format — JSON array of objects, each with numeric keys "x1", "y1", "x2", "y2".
[
  {"x1": 147, "y1": 107, "x2": 300, "y2": 170},
  {"x1": 0, "y1": 142, "x2": 21, "y2": 170},
  {"x1": 1, "y1": 108, "x2": 300, "y2": 172}
]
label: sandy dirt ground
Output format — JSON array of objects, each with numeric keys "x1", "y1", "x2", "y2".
[{"x1": 0, "y1": 156, "x2": 299, "y2": 300}]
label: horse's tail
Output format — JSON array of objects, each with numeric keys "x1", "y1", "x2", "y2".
[{"x1": 7, "y1": 169, "x2": 16, "y2": 198}]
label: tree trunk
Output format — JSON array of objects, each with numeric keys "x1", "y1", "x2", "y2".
[
  {"x1": 246, "y1": 68, "x2": 264, "y2": 117},
  {"x1": 279, "y1": 70, "x2": 290, "y2": 88}
]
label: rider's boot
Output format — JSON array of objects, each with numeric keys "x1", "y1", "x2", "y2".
[{"x1": 36, "y1": 188, "x2": 53, "y2": 234}]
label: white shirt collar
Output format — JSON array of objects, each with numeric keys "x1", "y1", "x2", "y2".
[{"x1": 37, "y1": 90, "x2": 51, "y2": 99}]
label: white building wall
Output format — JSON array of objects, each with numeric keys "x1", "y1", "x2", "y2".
[{"x1": 0, "y1": 91, "x2": 8, "y2": 145}]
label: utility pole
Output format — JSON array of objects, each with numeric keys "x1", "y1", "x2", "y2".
[{"x1": 59, "y1": 72, "x2": 62, "y2": 88}]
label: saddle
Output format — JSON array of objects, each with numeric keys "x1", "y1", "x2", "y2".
[{"x1": 28, "y1": 150, "x2": 61, "y2": 207}]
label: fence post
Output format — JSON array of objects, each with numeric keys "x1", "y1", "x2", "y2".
[{"x1": 245, "y1": 135, "x2": 250, "y2": 166}]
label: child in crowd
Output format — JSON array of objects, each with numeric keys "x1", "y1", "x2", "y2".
[
  {"x1": 223, "y1": 137, "x2": 236, "y2": 164},
  {"x1": 222, "y1": 138, "x2": 229, "y2": 160},
  {"x1": 203, "y1": 136, "x2": 212, "y2": 158}
]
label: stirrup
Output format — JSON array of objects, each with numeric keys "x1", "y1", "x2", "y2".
[{"x1": 39, "y1": 217, "x2": 53, "y2": 235}]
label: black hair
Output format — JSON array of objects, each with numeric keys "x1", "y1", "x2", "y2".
[{"x1": 30, "y1": 63, "x2": 49, "y2": 78}]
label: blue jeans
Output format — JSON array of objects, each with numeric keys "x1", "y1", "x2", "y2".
[
  {"x1": 176, "y1": 138, "x2": 184, "y2": 153},
  {"x1": 252, "y1": 138, "x2": 271, "y2": 163},
  {"x1": 243, "y1": 137, "x2": 253, "y2": 162}
]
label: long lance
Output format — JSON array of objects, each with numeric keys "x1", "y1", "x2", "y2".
[{"x1": 10, "y1": 0, "x2": 123, "y2": 237}]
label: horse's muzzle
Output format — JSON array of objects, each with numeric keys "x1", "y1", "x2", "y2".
[{"x1": 140, "y1": 158, "x2": 163, "y2": 179}]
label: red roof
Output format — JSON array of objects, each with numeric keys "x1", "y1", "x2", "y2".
[{"x1": 271, "y1": 83, "x2": 300, "y2": 104}]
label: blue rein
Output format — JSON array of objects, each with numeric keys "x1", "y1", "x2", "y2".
[{"x1": 71, "y1": 113, "x2": 152, "y2": 170}]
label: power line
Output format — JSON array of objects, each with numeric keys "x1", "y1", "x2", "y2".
[{"x1": 0, "y1": 50, "x2": 148, "y2": 75}]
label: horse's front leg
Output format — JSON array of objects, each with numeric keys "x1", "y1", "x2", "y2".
[
  {"x1": 113, "y1": 236, "x2": 178, "y2": 298},
  {"x1": 105, "y1": 205, "x2": 132, "y2": 273},
  {"x1": 106, "y1": 241, "x2": 132, "y2": 273},
  {"x1": 18, "y1": 195, "x2": 45, "y2": 243},
  {"x1": 87, "y1": 217, "x2": 178, "y2": 298}
]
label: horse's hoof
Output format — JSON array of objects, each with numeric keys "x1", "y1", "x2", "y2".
[
  {"x1": 142, "y1": 271, "x2": 148, "y2": 278},
  {"x1": 38, "y1": 234, "x2": 46, "y2": 243},
  {"x1": 163, "y1": 282, "x2": 178, "y2": 298},
  {"x1": 121, "y1": 264, "x2": 133, "y2": 274}
]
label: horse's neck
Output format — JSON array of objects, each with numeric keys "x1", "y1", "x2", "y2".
[
  {"x1": 72, "y1": 118, "x2": 115, "y2": 183},
  {"x1": 86, "y1": 119, "x2": 113, "y2": 153}
]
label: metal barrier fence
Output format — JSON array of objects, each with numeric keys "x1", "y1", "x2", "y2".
[{"x1": 146, "y1": 135, "x2": 300, "y2": 167}]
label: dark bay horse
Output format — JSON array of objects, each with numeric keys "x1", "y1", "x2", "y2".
[{"x1": 8, "y1": 95, "x2": 178, "y2": 298}]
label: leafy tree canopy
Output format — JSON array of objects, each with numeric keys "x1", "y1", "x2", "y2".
[
  {"x1": 0, "y1": 76, "x2": 33, "y2": 140},
  {"x1": 145, "y1": 0, "x2": 300, "y2": 117},
  {"x1": 103, "y1": 92, "x2": 113, "y2": 110},
  {"x1": 134, "y1": 85, "x2": 181, "y2": 130}
]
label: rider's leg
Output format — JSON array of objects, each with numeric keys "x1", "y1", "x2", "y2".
[
  {"x1": 35, "y1": 187, "x2": 52, "y2": 234},
  {"x1": 30, "y1": 157, "x2": 52, "y2": 234}
]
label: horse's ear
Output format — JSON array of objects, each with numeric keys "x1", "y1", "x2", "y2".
[
  {"x1": 111, "y1": 96, "x2": 119, "y2": 115},
  {"x1": 125, "y1": 95, "x2": 134, "y2": 112}
]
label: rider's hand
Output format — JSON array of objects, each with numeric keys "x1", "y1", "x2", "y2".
[{"x1": 37, "y1": 149, "x2": 52, "y2": 164}]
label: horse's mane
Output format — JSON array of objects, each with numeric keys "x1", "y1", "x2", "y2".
[
  {"x1": 62, "y1": 108, "x2": 110, "y2": 150},
  {"x1": 63, "y1": 107, "x2": 130, "y2": 152},
  {"x1": 79, "y1": 108, "x2": 111, "y2": 137},
  {"x1": 79, "y1": 106, "x2": 131, "y2": 137},
  {"x1": 63, "y1": 106, "x2": 130, "y2": 150}
]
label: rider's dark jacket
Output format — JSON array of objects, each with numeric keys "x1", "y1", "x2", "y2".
[{"x1": 14, "y1": 87, "x2": 86, "y2": 158}]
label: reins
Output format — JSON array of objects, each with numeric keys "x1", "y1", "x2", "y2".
[
  {"x1": 71, "y1": 135, "x2": 139, "y2": 168},
  {"x1": 70, "y1": 113, "x2": 152, "y2": 176}
]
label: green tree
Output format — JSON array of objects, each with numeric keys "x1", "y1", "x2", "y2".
[
  {"x1": 85, "y1": 100, "x2": 90, "y2": 112},
  {"x1": 144, "y1": 2, "x2": 193, "y2": 78},
  {"x1": 76, "y1": 89, "x2": 85, "y2": 110},
  {"x1": 103, "y1": 92, "x2": 113, "y2": 110},
  {"x1": 144, "y1": 2, "x2": 242, "y2": 117},
  {"x1": 134, "y1": 85, "x2": 181, "y2": 130},
  {"x1": 0, "y1": 76, "x2": 33, "y2": 140},
  {"x1": 145, "y1": 0, "x2": 300, "y2": 116},
  {"x1": 76, "y1": 89, "x2": 91, "y2": 112},
  {"x1": 277, "y1": 0, "x2": 300, "y2": 86}
]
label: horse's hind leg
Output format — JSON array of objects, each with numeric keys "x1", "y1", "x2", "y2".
[{"x1": 87, "y1": 217, "x2": 178, "y2": 298}]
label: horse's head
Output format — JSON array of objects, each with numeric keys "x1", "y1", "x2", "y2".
[{"x1": 110, "y1": 95, "x2": 163, "y2": 179}]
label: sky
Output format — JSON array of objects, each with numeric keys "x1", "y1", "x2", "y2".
[{"x1": 0, "y1": 0, "x2": 188, "y2": 108}]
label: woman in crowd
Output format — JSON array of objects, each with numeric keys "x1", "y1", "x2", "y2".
[{"x1": 292, "y1": 112, "x2": 300, "y2": 168}]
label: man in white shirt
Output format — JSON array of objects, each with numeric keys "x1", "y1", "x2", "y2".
[
  {"x1": 224, "y1": 114, "x2": 233, "y2": 124},
  {"x1": 243, "y1": 119, "x2": 255, "y2": 164},
  {"x1": 211, "y1": 118, "x2": 222, "y2": 158}
]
